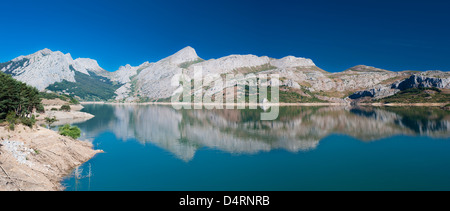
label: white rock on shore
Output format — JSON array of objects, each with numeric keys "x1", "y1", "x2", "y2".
[{"x1": 1, "y1": 140, "x2": 35, "y2": 167}]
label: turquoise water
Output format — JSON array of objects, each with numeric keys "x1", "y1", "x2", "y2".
[{"x1": 63, "y1": 105, "x2": 450, "y2": 191}]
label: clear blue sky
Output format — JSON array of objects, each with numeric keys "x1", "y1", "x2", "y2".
[{"x1": 0, "y1": 0, "x2": 449, "y2": 72}]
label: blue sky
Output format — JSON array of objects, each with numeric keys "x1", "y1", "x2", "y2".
[{"x1": 0, "y1": 0, "x2": 449, "y2": 72}]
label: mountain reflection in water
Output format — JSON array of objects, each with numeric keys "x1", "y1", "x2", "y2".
[{"x1": 75, "y1": 105, "x2": 450, "y2": 162}]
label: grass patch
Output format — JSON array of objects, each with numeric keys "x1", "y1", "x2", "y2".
[
  {"x1": 379, "y1": 75, "x2": 410, "y2": 85},
  {"x1": 39, "y1": 92, "x2": 79, "y2": 104},
  {"x1": 296, "y1": 66, "x2": 328, "y2": 73},
  {"x1": 374, "y1": 88, "x2": 450, "y2": 103},
  {"x1": 231, "y1": 63, "x2": 277, "y2": 75},
  {"x1": 179, "y1": 58, "x2": 204, "y2": 69},
  {"x1": 278, "y1": 89, "x2": 326, "y2": 103}
]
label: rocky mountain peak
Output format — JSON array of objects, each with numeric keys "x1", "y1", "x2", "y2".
[
  {"x1": 0, "y1": 49, "x2": 112, "y2": 91},
  {"x1": 166, "y1": 46, "x2": 200, "y2": 64},
  {"x1": 1, "y1": 49, "x2": 76, "y2": 91},
  {"x1": 117, "y1": 61, "x2": 151, "y2": 72},
  {"x1": 36, "y1": 48, "x2": 53, "y2": 56},
  {"x1": 270, "y1": 56, "x2": 316, "y2": 69},
  {"x1": 73, "y1": 58, "x2": 106, "y2": 75},
  {"x1": 110, "y1": 62, "x2": 152, "y2": 84},
  {"x1": 120, "y1": 64, "x2": 133, "y2": 70},
  {"x1": 12, "y1": 48, "x2": 57, "y2": 63},
  {"x1": 345, "y1": 65, "x2": 391, "y2": 73}
]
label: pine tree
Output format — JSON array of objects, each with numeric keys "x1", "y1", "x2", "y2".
[{"x1": 0, "y1": 71, "x2": 42, "y2": 122}]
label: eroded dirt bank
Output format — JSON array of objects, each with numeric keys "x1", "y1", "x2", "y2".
[{"x1": 0, "y1": 125, "x2": 102, "y2": 191}]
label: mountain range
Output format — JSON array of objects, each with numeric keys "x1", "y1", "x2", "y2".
[{"x1": 1, "y1": 47, "x2": 449, "y2": 103}]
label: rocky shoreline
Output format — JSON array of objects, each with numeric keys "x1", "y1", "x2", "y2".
[
  {"x1": 0, "y1": 124, "x2": 102, "y2": 191},
  {"x1": 37, "y1": 99, "x2": 95, "y2": 126}
]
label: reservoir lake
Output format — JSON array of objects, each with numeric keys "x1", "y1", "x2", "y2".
[{"x1": 63, "y1": 105, "x2": 450, "y2": 191}]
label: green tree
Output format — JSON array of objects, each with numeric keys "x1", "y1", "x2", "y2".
[
  {"x1": 45, "y1": 116, "x2": 58, "y2": 129},
  {"x1": 69, "y1": 97, "x2": 79, "y2": 105},
  {"x1": 5, "y1": 111, "x2": 16, "y2": 131},
  {"x1": 60, "y1": 105, "x2": 71, "y2": 112},
  {"x1": 58, "y1": 124, "x2": 81, "y2": 139},
  {"x1": 36, "y1": 104, "x2": 45, "y2": 113},
  {"x1": 0, "y1": 72, "x2": 42, "y2": 120},
  {"x1": 20, "y1": 115, "x2": 36, "y2": 128}
]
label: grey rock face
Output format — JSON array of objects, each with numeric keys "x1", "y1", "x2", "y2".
[
  {"x1": 283, "y1": 80, "x2": 301, "y2": 89},
  {"x1": 349, "y1": 72, "x2": 450, "y2": 100},
  {"x1": 1, "y1": 49, "x2": 76, "y2": 91},
  {"x1": 133, "y1": 47, "x2": 200, "y2": 100},
  {"x1": 393, "y1": 74, "x2": 450, "y2": 91},
  {"x1": 0, "y1": 49, "x2": 109, "y2": 91},
  {"x1": 131, "y1": 47, "x2": 321, "y2": 100},
  {"x1": 110, "y1": 62, "x2": 151, "y2": 84},
  {"x1": 349, "y1": 85, "x2": 400, "y2": 100}
]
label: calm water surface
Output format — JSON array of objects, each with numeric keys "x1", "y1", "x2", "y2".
[{"x1": 63, "y1": 105, "x2": 450, "y2": 191}]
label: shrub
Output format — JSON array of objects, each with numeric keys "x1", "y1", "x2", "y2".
[
  {"x1": 45, "y1": 116, "x2": 58, "y2": 128},
  {"x1": 58, "y1": 124, "x2": 81, "y2": 139},
  {"x1": 36, "y1": 104, "x2": 45, "y2": 114},
  {"x1": 51, "y1": 108, "x2": 58, "y2": 111},
  {"x1": 6, "y1": 111, "x2": 16, "y2": 131},
  {"x1": 69, "y1": 97, "x2": 80, "y2": 105},
  {"x1": 20, "y1": 115, "x2": 36, "y2": 128},
  {"x1": 60, "y1": 105, "x2": 71, "y2": 112}
]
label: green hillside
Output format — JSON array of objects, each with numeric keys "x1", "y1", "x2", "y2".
[{"x1": 47, "y1": 68, "x2": 122, "y2": 101}]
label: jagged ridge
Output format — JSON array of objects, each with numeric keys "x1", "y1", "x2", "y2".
[{"x1": 1, "y1": 47, "x2": 449, "y2": 103}]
